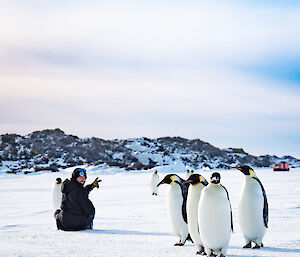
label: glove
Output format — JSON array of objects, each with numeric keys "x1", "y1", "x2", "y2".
[{"x1": 92, "y1": 177, "x2": 102, "y2": 189}]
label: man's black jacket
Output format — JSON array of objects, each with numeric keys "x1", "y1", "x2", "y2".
[{"x1": 57, "y1": 178, "x2": 95, "y2": 231}]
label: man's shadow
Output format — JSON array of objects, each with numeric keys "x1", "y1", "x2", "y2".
[{"x1": 82, "y1": 229, "x2": 172, "y2": 237}]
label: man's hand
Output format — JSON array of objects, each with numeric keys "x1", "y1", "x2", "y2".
[{"x1": 92, "y1": 177, "x2": 102, "y2": 189}]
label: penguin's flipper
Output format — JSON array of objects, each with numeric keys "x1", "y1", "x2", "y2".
[
  {"x1": 221, "y1": 185, "x2": 233, "y2": 232},
  {"x1": 174, "y1": 180, "x2": 188, "y2": 223},
  {"x1": 253, "y1": 177, "x2": 269, "y2": 228},
  {"x1": 180, "y1": 181, "x2": 189, "y2": 223},
  {"x1": 182, "y1": 198, "x2": 188, "y2": 223}
]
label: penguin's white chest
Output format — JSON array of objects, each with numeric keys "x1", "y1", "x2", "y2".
[
  {"x1": 187, "y1": 185, "x2": 204, "y2": 246},
  {"x1": 198, "y1": 185, "x2": 231, "y2": 251},
  {"x1": 239, "y1": 179, "x2": 266, "y2": 240},
  {"x1": 150, "y1": 174, "x2": 159, "y2": 194},
  {"x1": 168, "y1": 184, "x2": 187, "y2": 236},
  {"x1": 51, "y1": 184, "x2": 62, "y2": 210}
]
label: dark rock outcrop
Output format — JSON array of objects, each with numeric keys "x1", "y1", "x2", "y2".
[{"x1": 0, "y1": 129, "x2": 299, "y2": 174}]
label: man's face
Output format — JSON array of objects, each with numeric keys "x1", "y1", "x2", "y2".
[{"x1": 76, "y1": 176, "x2": 86, "y2": 185}]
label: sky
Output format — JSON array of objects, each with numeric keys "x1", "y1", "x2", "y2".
[{"x1": 0, "y1": 0, "x2": 300, "y2": 158}]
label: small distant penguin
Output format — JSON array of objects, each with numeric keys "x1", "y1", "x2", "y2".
[
  {"x1": 198, "y1": 172, "x2": 233, "y2": 257},
  {"x1": 150, "y1": 170, "x2": 159, "y2": 195},
  {"x1": 51, "y1": 177, "x2": 62, "y2": 210},
  {"x1": 185, "y1": 173, "x2": 208, "y2": 255},
  {"x1": 157, "y1": 174, "x2": 190, "y2": 246},
  {"x1": 234, "y1": 165, "x2": 268, "y2": 249},
  {"x1": 185, "y1": 169, "x2": 194, "y2": 180}
]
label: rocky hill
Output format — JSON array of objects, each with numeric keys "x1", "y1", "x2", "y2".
[{"x1": 0, "y1": 128, "x2": 299, "y2": 174}]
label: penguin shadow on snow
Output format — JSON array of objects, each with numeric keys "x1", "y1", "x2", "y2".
[
  {"x1": 229, "y1": 245, "x2": 300, "y2": 255},
  {"x1": 0, "y1": 224, "x2": 20, "y2": 231},
  {"x1": 81, "y1": 229, "x2": 172, "y2": 237},
  {"x1": 257, "y1": 246, "x2": 300, "y2": 253}
]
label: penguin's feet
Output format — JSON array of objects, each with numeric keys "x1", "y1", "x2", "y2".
[
  {"x1": 196, "y1": 247, "x2": 207, "y2": 255},
  {"x1": 174, "y1": 242, "x2": 184, "y2": 246},
  {"x1": 243, "y1": 242, "x2": 252, "y2": 248},
  {"x1": 196, "y1": 248, "x2": 206, "y2": 255},
  {"x1": 186, "y1": 234, "x2": 193, "y2": 243},
  {"x1": 220, "y1": 254, "x2": 226, "y2": 257},
  {"x1": 209, "y1": 253, "x2": 216, "y2": 257},
  {"x1": 252, "y1": 244, "x2": 261, "y2": 249}
]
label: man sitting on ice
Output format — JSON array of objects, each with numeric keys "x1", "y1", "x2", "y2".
[{"x1": 54, "y1": 168, "x2": 101, "y2": 231}]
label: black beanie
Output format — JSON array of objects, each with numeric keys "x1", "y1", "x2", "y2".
[{"x1": 72, "y1": 168, "x2": 87, "y2": 180}]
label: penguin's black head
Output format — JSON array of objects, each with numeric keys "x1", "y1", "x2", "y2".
[
  {"x1": 157, "y1": 174, "x2": 179, "y2": 186},
  {"x1": 154, "y1": 170, "x2": 157, "y2": 174},
  {"x1": 234, "y1": 165, "x2": 254, "y2": 176},
  {"x1": 185, "y1": 174, "x2": 208, "y2": 186},
  {"x1": 210, "y1": 172, "x2": 221, "y2": 184},
  {"x1": 56, "y1": 177, "x2": 62, "y2": 184}
]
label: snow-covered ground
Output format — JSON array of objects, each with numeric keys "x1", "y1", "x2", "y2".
[{"x1": 0, "y1": 166, "x2": 299, "y2": 257}]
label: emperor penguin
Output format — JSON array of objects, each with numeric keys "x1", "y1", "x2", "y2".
[
  {"x1": 198, "y1": 172, "x2": 233, "y2": 257},
  {"x1": 51, "y1": 177, "x2": 62, "y2": 210},
  {"x1": 185, "y1": 169, "x2": 194, "y2": 180},
  {"x1": 234, "y1": 165, "x2": 268, "y2": 249},
  {"x1": 157, "y1": 174, "x2": 190, "y2": 246},
  {"x1": 150, "y1": 170, "x2": 159, "y2": 195},
  {"x1": 185, "y1": 173, "x2": 208, "y2": 255}
]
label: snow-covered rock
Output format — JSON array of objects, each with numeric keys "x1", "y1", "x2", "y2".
[{"x1": 0, "y1": 129, "x2": 299, "y2": 174}]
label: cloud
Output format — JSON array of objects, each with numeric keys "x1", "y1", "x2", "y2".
[
  {"x1": 1, "y1": 1, "x2": 300, "y2": 65},
  {"x1": 0, "y1": 1, "x2": 300, "y2": 158}
]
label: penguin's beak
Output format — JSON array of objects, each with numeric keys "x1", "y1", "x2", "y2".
[
  {"x1": 157, "y1": 175, "x2": 173, "y2": 186},
  {"x1": 184, "y1": 180, "x2": 193, "y2": 184},
  {"x1": 157, "y1": 180, "x2": 165, "y2": 187},
  {"x1": 233, "y1": 167, "x2": 242, "y2": 171},
  {"x1": 211, "y1": 177, "x2": 220, "y2": 184}
]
